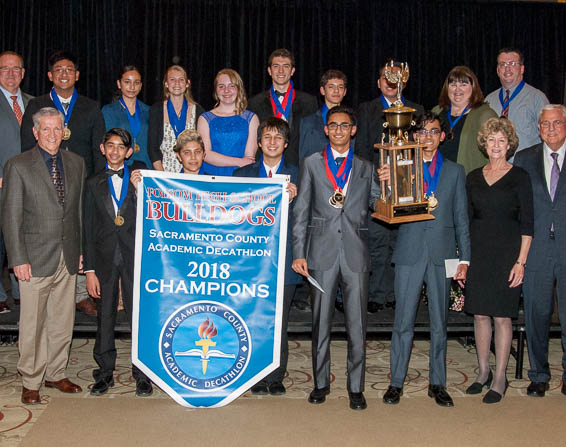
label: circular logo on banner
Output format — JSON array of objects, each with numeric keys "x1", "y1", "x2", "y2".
[{"x1": 159, "y1": 300, "x2": 252, "y2": 392}]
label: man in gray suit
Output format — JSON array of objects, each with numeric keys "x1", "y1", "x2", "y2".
[
  {"x1": 514, "y1": 104, "x2": 566, "y2": 397},
  {"x1": 2, "y1": 107, "x2": 85, "y2": 404},
  {"x1": 292, "y1": 106, "x2": 379, "y2": 410},
  {"x1": 381, "y1": 111, "x2": 470, "y2": 407},
  {"x1": 0, "y1": 51, "x2": 32, "y2": 313}
]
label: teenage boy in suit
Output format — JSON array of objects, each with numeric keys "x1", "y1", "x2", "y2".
[{"x1": 84, "y1": 128, "x2": 152, "y2": 397}]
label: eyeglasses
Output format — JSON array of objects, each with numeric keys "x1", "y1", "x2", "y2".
[
  {"x1": 540, "y1": 120, "x2": 565, "y2": 129},
  {"x1": 497, "y1": 61, "x2": 522, "y2": 68},
  {"x1": 327, "y1": 122, "x2": 353, "y2": 131},
  {"x1": 417, "y1": 128, "x2": 442, "y2": 136},
  {"x1": 52, "y1": 67, "x2": 76, "y2": 75},
  {"x1": 0, "y1": 66, "x2": 23, "y2": 73}
]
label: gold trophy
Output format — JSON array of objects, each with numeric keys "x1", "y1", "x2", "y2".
[{"x1": 371, "y1": 61, "x2": 434, "y2": 224}]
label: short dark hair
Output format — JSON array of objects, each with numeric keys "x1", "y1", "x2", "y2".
[
  {"x1": 320, "y1": 69, "x2": 347, "y2": 89},
  {"x1": 414, "y1": 111, "x2": 448, "y2": 134},
  {"x1": 267, "y1": 48, "x2": 295, "y2": 67},
  {"x1": 497, "y1": 47, "x2": 524, "y2": 65},
  {"x1": 48, "y1": 50, "x2": 78, "y2": 71},
  {"x1": 102, "y1": 128, "x2": 132, "y2": 147},
  {"x1": 326, "y1": 105, "x2": 357, "y2": 127},
  {"x1": 438, "y1": 66, "x2": 485, "y2": 110},
  {"x1": 257, "y1": 117, "x2": 290, "y2": 145},
  {"x1": 118, "y1": 65, "x2": 141, "y2": 80}
]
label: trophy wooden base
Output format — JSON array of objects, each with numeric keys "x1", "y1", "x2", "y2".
[{"x1": 372, "y1": 199, "x2": 435, "y2": 224}]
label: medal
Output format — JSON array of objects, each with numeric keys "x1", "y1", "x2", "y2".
[
  {"x1": 63, "y1": 126, "x2": 71, "y2": 140},
  {"x1": 329, "y1": 190, "x2": 345, "y2": 209},
  {"x1": 324, "y1": 144, "x2": 353, "y2": 210},
  {"x1": 427, "y1": 193, "x2": 439, "y2": 211},
  {"x1": 50, "y1": 88, "x2": 78, "y2": 140},
  {"x1": 107, "y1": 163, "x2": 130, "y2": 225},
  {"x1": 114, "y1": 213, "x2": 125, "y2": 226},
  {"x1": 134, "y1": 142, "x2": 140, "y2": 153},
  {"x1": 423, "y1": 151, "x2": 443, "y2": 212}
]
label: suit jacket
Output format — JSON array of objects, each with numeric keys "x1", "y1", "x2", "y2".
[
  {"x1": 234, "y1": 160, "x2": 301, "y2": 285},
  {"x1": 514, "y1": 143, "x2": 566, "y2": 270},
  {"x1": 292, "y1": 152, "x2": 380, "y2": 272},
  {"x1": 356, "y1": 97, "x2": 424, "y2": 164},
  {"x1": 248, "y1": 89, "x2": 318, "y2": 166},
  {"x1": 20, "y1": 93, "x2": 106, "y2": 176},
  {"x1": 1, "y1": 146, "x2": 85, "y2": 276},
  {"x1": 392, "y1": 159, "x2": 470, "y2": 266},
  {"x1": 83, "y1": 169, "x2": 137, "y2": 280},
  {"x1": 0, "y1": 91, "x2": 33, "y2": 178}
]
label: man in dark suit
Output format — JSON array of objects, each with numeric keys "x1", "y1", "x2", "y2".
[
  {"x1": 248, "y1": 48, "x2": 318, "y2": 166},
  {"x1": 381, "y1": 111, "x2": 470, "y2": 407},
  {"x1": 234, "y1": 117, "x2": 300, "y2": 396},
  {"x1": 84, "y1": 128, "x2": 152, "y2": 397},
  {"x1": 0, "y1": 50, "x2": 32, "y2": 313},
  {"x1": 356, "y1": 60, "x2": 425, "y2": 314},
  {"x1": 21, "y1": 50, "x2": 105, "y2": 316},
  {"x1": 514, "y1": 104, "x2": 566, "y2": 397},
  {"x1": 292, "y1": 106, "x2": 380, "y2": 410},
  {"x1": 2, "y1": 107, "x2": 85, "y2": 404}
]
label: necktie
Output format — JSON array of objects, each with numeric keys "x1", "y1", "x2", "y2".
[
  {"x1": 335, "y1": 157, "x2": 345, "y2": 168},
  {"x1": 268, "y1": 170, "x2": 272, "y2": 178},
  {"x1": 550, "y1": 152, "x2": 560, "y2": 201},
  {"x1": 501, "y1": 89, "x2": 510, "y2": 118},
  {"x1": 50, "y1": 155, "x2": 65, "y2": 205},
  {"x1": 106, "y1": 168, "x2": 124, "y2": 178},
  {"x1": 10, "y1": 96, "x2": 23, "y2": 126}
]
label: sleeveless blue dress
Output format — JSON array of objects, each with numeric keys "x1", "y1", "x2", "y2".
[{"x1": 201, "y1": 109, "x2": 255, "y2": 176}]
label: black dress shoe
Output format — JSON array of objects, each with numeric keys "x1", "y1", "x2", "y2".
[
  {"x1": 482, "y1": 379, "x2": 509, "y2": 404},
  {"x1": 250, "y1": 382, "x2": 269, "y2": 395},
  {"x1": 135, "y1": 378, "x2": 153, "y2": 397},
  {"x1": 466, "y1": 370, "x2": 493, "y2": 395},
  {"x1": 268, "y1": 382, "x2": 286, "y2": 395},
  {"x1": 428, "y1": 385, "x2": 454, "y2": 407},
  {"x1": 385, "y1": 301, "x2": 396, "y2": 309},
  {"x1": 383, "y1": 386, "x2": 403, "y2": 404},
  {"x1": 367, "y1": 302, "x2": 384, "y2": 313},
  {"x1": 90, "y1": 377, "x2": 114, "y2": 396},
  {"x1": 562, "y1": 382, "x2": 566, "y2": 396},
  {"x1": 348, "y1": 392, "x2": 367, "y2": 410},
  {"x1": 335, "y1": 301, "x2": 344, "y2": 313},
  {"x1": 293, "y1": 300, "x2": 309, "y2": 311},
  {"x1": 526, "y1": 381, "x2": 549, "y2": 397},
  {"x1": 308, "y1": 386, "x2": 330, "y2": 404}
]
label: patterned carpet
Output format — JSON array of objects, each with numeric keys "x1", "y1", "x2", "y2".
[{"x1": 1, "y1": 336, "x2": 565, "y2": 446}]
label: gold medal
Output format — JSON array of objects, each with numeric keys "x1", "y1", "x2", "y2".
[
  {"x1": 63, "y1": 126, "x2": 71, "y2": 140},
  {"x1": 329, "y1": 190, "x2": 345, "y2": 209},
  {"x1": 134, "y1": 143, "x2": 140, "y2": 153},
  {"x1": 427, "y1": 193, "x2": 439, "y2": 211},
  {"x1": 114, "y1": 214, "x2": 125, "y2": 226}
]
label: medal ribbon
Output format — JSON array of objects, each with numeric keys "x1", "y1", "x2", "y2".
[
  {"x1": 269, "y1": 81, "x2": 295, "y2": 120},
  {"x1": 167, "y1": 97, "x2": 188, "y2": 138},
  {"x1": 119, "y1": 97, "x2": 141, "y2": 140},
  {"x1": 259, "y1": 154, "x2": 284, "y2": 178},
  {"x1": 324, "y1": 144, "x2": 353, "y2": 192},
  {"x1": 422, "y1": 150, "x2": 443, "y2": 196},
  {"x1": 447, "y1": 104, "x2": 471, "y2": 130},
  {"x1": 107, "y1": 163, "x2": 130, "y2": 214},
  {"x1": 50, "y1": 87, "x2": 78, "y2": 128},
  {"x1": 379, "y1": 94, "x2": 405, "y2": 110},
  {"x1": 498, "y1": 80, "x2": 525, "y2": 113},
  {"x1": 321, "y1": 104, "x2": 329, "y2": 125}
]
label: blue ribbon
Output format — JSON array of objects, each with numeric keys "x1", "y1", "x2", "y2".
[
  {"x1": 422, "y1": 151, "x2": 443, "y2": 196},
  {"x1": 380, "y1": 94, "x2": 405, "y2": 110},
  {"x1": 119, "y1": 97, "x2": 141, "y2": 140},
  {"x1": 167, "y1": 98, "x2": 188, "y2": 138},
  {"x1": 447, "y1": 104, "x2": 471, "y2": 130},
  {"x1": 499, "y1": 80, "x2": 525, "y2": 111},
  {"x1": 325, "y1": 144, "x2": 353, "y2": 191},
  {"x1": 259, "y1": 154, "x2": 284, "y2": 178},
  {"x1": 107, "y1": 163, "x2": 130, "y2": 213},
  {"x1": 321, "y1": 104, "x2": 329, "y2": 125},
  {"x1": 270, "y1": 80, "x2": 294, "y2": 121},
  {"x1": 50, "y1": 87, "x2": 78, "y2": 128}
]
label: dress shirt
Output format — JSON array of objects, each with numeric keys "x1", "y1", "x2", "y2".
[
  {"x1": 543, "y1": 142, "x2": 566, "y2": 193},
  {"x1": 109, "y1": 164, "x2": 125, "y2": 215},
  {"x1": 38, "y1": 146, "x2": 65, "y2": 183},
  {"x1": 263, "y1": 159, "x2": 282, "y2": 177},
  {"x1": 0, "y1": 85, "x2": 24, "y2": 112}
]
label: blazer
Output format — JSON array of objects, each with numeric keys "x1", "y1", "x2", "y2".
[
  {"x1": 83, "y1": 169, "x2": 137, "y2": 280},
  {"x1": 514, "y1": 143, "x2": 566, "y2": 270},
  {"x1": 392, "y1": 158, "x2": 470, "y2": 266},
  {"x1": 248, "y1": 89, "x2": 318, "y2": 166},
  {"x1": 20, "y1": 93, "x2": 106, "y2": 176},
  {"x1": 233, "y1": 160, "x2": 301, "y2": 285},
  {"x1": 356, "y1": 97, "x2": 424, "y2": 164},
  {"x1": 292, "y1": 152, "x2": 380, "y2": 272},
  {"x1": 1, "y1": 146, "x2": 86, "y2": 276},
  {"x1": 0, "y1": 91, "x2": 33, "y2": 178}
]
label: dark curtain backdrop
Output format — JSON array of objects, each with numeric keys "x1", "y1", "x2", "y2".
[{"x1": 1, "y1": 0, "x2": 565, "y2": 111}]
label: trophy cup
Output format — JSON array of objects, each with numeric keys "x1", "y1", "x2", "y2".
[{"x1": 371, "y1": 61, "x2": 435, "y2": 224}]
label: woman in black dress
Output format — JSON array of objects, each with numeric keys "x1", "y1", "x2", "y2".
[{"x1": 464, "y1": 118, "x2": 533, "y2": 403}]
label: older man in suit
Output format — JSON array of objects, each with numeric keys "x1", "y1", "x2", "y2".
[
  {"x1": 514, "y1": 104, "x2": 566, "y2": 397},
  {"x1": 2, "y1": 107, "x2": 86, "y2": 404},
  {"x1": 292, "y1": 106, "x2": 379, "y2": 410},
  {"x1": 0, "y1": 50, "x2": 32, "y2": 313},
  {"x1": 381, "y1": 111, "x2": 470, "y2": 407}
]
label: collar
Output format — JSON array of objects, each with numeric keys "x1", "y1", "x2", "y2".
[
  {"x1": 0, "y1": 85, "x2": 21, "y2": 103},
  {"x1": 37, "y1": 145, "x2": 61, "y2": 162},
  {"x1": 544, "y1": 141, "x2": 566, "y2": 159},
  {"x1": 263, "y1": 159, "x2": 282, "y2": 174},
  {"x1": 330, "y1": 147, "x2": 351, "y2": 159}
]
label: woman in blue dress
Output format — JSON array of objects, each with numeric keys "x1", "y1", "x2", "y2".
[
  {"x1": 197, "y1": 68, "x2": 258, "y2": 176},
  {"x1": 102, "y1": 65, "x2": 151, "y2": 169}
]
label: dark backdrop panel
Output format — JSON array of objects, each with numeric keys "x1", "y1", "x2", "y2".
[{"x1": 1, "y1": 0, "x2": 565, "y2": 111}]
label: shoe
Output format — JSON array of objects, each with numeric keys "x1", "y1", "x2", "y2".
[
  {"x1": 367, "y1": 302, "x2": 384, "y2": 313},
  {"x1": 308, "y1": 386, "x2": 330, "y2": 404},
  {"x1": 0, "y1": 301, "x2": 10, "y2": 313},
  {"x1": 293, "y1": 300, "x2": 309, "y2": 311},
  {"x1": 482, "y1": 379, "x2": 509, "y2": 404},
  {"x1": 466, "y1": 370, "x2": 493, "y2": 395},
  {"x1": 45, "y1": 378, "x2": 82, "y2": 393},
  {"x1": 335, "y1": 301, "x2": 344, "y2": 313},
  {"x1": 21, "y1": 387, "x2": 40, "y2": 405},
  {"x1": 428, "y1": 385, "x2": 454, "y2": 407},
  {"x1": 383, "y1": 386, "x2": 403, "y2": 404},
  {"x1": 76, "y1": 298, "x2": 97, "y2": 316},
  {"x1": 135, "y1": 378, "x2": 153, "y2": 397},
  {"x1": 348, "y1": 391, "x2": 367, "y2": 410},
  {"x1": 385, "y1": 301, "x2": 396, "y2": 310},
  {"x1": 250, "y1": 382, "x2": 269, "y2": 395},
  {"x1": 90, "y1": 377, "x2": 115, "y2": 396},
  {"x1": 13, "y1": 299, "x2": 20, "y2": 306},
  {"x1": 562, "y1": 382, "x2": 566, "y2": 396},
  {"x1": 526, "y1": 381, "x2": 549, "y2": 397},
  {"x1": 268, "y1": 382, "x2": 286, "y2": 395}
]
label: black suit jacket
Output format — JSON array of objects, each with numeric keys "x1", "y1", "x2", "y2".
[
  {"x1": 21, "y1": 93, "x2": 106, "y2": 176},
  {"x1": 83, "y1": 170, "x2": 137, "y2": 280},
  {"x1": 248, "y1": 89, "x2": 318, "y2": 166},
  {"x1": 356, "y1": 97, "x2": 424, "y2": 165}
]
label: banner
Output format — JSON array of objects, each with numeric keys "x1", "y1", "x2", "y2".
[{"x1": 132, "y1": 171, "x2": 289, "y2": 407}]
